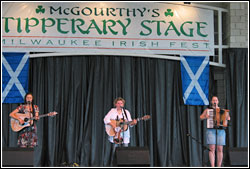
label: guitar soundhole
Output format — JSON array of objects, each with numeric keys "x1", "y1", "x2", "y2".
[{"x1": 24, "y1": 118, "x2": 29, "y2": 122}]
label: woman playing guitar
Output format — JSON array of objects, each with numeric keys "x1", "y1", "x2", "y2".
[{"x1": 9, "y1": 92, "x2": 40, "y2": 148}]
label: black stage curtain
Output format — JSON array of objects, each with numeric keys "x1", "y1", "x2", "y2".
[
  {"x1": 225, "y1": 48, "x2": 248, "y2": 148},
  {"x1": 2, "y1": 51, "x2": 248, "y2": 167}
]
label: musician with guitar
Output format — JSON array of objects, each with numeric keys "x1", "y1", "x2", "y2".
[
  {"x1": 104, "y1": 97, "x2": 137, "y2": 146},
  {"x1": 104, "y1": 97, "x2": 150, "y2": 166},
  {"x1": 200, "y1": 96, "x2": 230, "y2": 167},
  {"x1": 9, "y1": 92, "x2": 40, "y2": 148}
]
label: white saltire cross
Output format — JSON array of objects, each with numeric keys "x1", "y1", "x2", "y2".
[
  {"x1": 2, "y1": 53, "x2": 29, "y2": 102},
  {"x1": 181, "y1": 55, "x2": 209, "y2": 105}
]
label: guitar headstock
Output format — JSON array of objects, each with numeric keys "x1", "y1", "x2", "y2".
[
  {"x1": 48, "y1": 111, "x2": 58, "y2": 117},
  {"x1": 142, "y1": 115, "x2": 151, "y2": 121}
]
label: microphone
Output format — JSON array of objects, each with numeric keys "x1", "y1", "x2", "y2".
[
  {"x1": 187, "y1": 133, "x2": 190, "y2": 137},
  {"x1": 27, "y1": 101, "x2": 31, "y2": 104}
]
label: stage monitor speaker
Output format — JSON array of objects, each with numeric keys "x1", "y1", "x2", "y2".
[
  {"x1": 228, "y1": 147, "x2": 248, "y2": 166},
  {"x1": 2, "y1": 147, "x2": 34, "y2": 167},
  {"x1": 115, "y1": 147, "x2": 150, "y2": 167}
]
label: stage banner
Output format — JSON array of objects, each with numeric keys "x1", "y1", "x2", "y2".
[
  {"x1": 2, "y1": 2, "x2": 214, "y2": 56},
  {"x1": 180, "y1": 55, "x2": 209, "y2": 105},
  {"x1": 2, "y1": 52, "x2": 29, "y2": 103}
]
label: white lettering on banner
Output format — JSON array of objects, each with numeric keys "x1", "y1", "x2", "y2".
[{"x1": 2, "y1": 2, "x2": 214, "y2": 55}]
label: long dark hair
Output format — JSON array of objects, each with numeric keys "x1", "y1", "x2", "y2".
[
  {"x1": 24, "y1": 92, "x2": 34, "y2": 104},
  {"x1": 23, "y1": 92, "x2": 35, "y2": 116}
]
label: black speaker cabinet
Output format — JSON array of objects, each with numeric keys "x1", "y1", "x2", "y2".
[
  {"x1": 2, "y1": 147, "x2": 34, "y2": 167},
  {"x1": 228, "y1": 147, "x2": 248, "y2": 166},
  {"x1": 115, "y1": 147, "x2": 150, "y2": 167}
]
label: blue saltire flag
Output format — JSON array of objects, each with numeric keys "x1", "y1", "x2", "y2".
[
  {"x1": 180, "y1": 55, "x2": 209, "y2": 105},
  {"x1": 2, "y1": 52, "x2": 29, "y2": 103}
]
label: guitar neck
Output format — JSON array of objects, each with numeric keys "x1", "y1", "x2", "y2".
[
  {"x1": 30, "y1": 113, "x2": 49, "y2": 120},
  {"x1": 123, "y1": 117, "x2": 144, "y2": 125},
  {"x1": 136, "y1": 117, "x2": 144, "y2": 121}
]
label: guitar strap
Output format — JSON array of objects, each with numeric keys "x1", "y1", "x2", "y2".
[{"x1": 123, "y1": 109, "x2": 128, "y2": 120}]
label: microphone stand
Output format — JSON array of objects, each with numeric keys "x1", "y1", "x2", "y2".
[
  {"x1": 187, "y1": 133, "x2": 211, "y2": 166},
  {"x1": 121, "y1": 107, "x2": 125, "y2": 146},
  {"x1": 213, "y1": 103, "x2": 218, "y2": 167},
  {"x1": 213, "y1": 106, "x2": 228, "y2": 167},
  {"x1": 28, "y1": 101, "x2": 33, "y2": 148}
]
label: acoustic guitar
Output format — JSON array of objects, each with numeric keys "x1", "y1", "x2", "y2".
[
  {"x1": 10, "y1": 111, "x2": 57, "y2": 132},
  {"x1": 105, "y1": 115, "x2": 150, "y2": 137}
]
